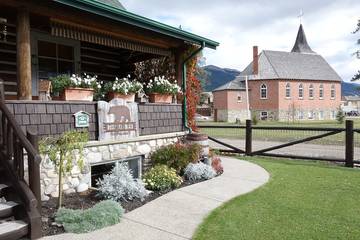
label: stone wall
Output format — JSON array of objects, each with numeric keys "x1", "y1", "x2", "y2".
[{"x1": 39, "y1": 132, "x2": 185, "y2": 200}]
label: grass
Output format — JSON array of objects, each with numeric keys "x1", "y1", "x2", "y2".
[
  {"x1": 193, "y1": 157, "x2": 360, "y2": 240},
  {"x1": 197, "y1": 119, "x2": 360, "y2": 146}
]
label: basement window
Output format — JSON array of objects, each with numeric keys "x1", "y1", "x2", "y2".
[
  {"x1": 260, "y1": 111, "x2": 268, "y2": 120},
  {"x1": 90, "y1": 155, "x2": 142, "y2": 188}
]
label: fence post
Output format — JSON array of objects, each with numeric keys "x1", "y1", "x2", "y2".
[
  {"x1": 245, "y1": 119, "x2": 252, "y2": 155},
  {"x1": 27, "y1": 130, "x2": 41, "y2": 211},
  {"x1": 345, "y1": 120, "x2": 354, "y2": 168}
]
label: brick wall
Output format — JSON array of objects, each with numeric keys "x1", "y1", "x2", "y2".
[
  {"x1": 6, "y1": 101, "x2": 98, "y2": 140},
  {"x1": 138, "y1": 104, "x2": 183, "y2": 135}
]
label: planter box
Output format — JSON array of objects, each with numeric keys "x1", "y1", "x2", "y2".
[
  {"x1": 149, "y1": 93, "x2": 172, "y2": 104},
  {"x1": 61, "y1": 88, "x2": 94, "y2": 101},
  {"x1": 108, "y1": 92, "x2": 135, "y2": 102}
]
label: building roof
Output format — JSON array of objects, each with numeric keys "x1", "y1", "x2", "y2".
[
  {"x1": 97, "y1": 0, "x2": 125, "y2": 10},
  {"x1": 53, "y1": 0, "x2": 219, "y2": 49},
  {"x1": 291, "y1": 24, "x2": 315, "y2": 54},
  {"x1": 239, "y1": 24, "x2": 341, "y2": 82},
  {"x1": 213, "y1": 77, "x2": 245, "y2": 92}
]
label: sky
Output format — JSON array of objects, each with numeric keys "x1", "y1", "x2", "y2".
[{"x1": 121, "y1": 0, "x2": 360, "y2": 81}]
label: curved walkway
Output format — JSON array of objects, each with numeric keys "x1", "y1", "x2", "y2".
[{"x1": 42, "y1": 157, "x2": 269, "y2": 240}]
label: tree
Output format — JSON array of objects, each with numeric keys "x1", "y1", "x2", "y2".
[
  {"x1": 336, "y1": 107, "x2": 345, "y2": 124},
  {"x1": 40, "y1": 130, "x2": 88, "y2": 208},
  {"x1": 352, "y1": 19, "x2": 360, "y2": 81}
]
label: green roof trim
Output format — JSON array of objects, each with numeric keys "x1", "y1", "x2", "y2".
[{"x1": 53, "y1": 0, "x2": 219, "y2": 49}]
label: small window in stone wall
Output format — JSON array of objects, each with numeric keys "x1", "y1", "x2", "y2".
[
  {"x1": 285, "y1": 83, "x2": 291, "y2": 98},
  {"x1": 309, "y1": 84, "x2": 314, "y2": 99},
  {"x1": 237, "y1": 95, "x2": 242, "y2": 102},
  {"x1": 298, "y1": 111, "x2": 304, "y2": 120},
  {"x1": 90, "y1": 156, "x2": 142, "y2": 188},
  {"x1": 298, "y1": 83, "x2": 304, "y2": 99},
  {"x1": 331, "y1": 84, "x2": 336, "y2": 99},
  {"x1": 260, "y1": 84, "x2": 267, "y2": 99},
  {"x1": 319, "y1": 84, "x2": 324, "y2": 99}
]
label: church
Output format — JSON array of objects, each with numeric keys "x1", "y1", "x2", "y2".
[{"x1": 213, "y1": 24, "x2": 342, "y2": 122}]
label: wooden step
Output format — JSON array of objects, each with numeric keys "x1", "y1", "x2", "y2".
[
  {"x1": 0, "y1": 201, "x2": 19, "y2": 218},
  {"x1": 0, "y1": 220, "x2": 28, "y2": 240}
]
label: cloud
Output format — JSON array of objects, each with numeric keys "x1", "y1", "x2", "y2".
[{"x1": 121, "y1": 0, "x2": 360, "y2": 81}]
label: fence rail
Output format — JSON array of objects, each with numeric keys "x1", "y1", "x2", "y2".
[{"x1": 198, "y1": 120, "x2": 359, "y2": 167}]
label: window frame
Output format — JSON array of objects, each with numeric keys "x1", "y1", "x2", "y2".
[
  {"x1": 260, "y1": 111, "x2": 268, "y2": 120},
  {"x1": 237, "y1": 95, "x2": 242, "y2": 103},
  {"x1": 285, "y1": 82, "x2": 291, "y2": 99},
  {"x1": 319, "y1": 84, "x2": 324, "y2": 99},
  {"x1": 260, "y1": 83, "x2": 267, "y2": 100},
  {"x1": 298, "y1": 83, "x2": 304, "y2": 99},
  {"x1": 330, "y1": 84, "x2": 336, "y2": 99},
  {"x1": 309, "y1": 84, "x2": 314, "y2": 99}
]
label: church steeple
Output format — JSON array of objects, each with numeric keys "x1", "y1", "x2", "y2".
[{"x1": 291, "y1": 24, "x2": 315, "y2": 54}]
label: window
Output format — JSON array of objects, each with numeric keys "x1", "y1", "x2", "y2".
[
  {"x1": 260, "y1": 111, "x2": 268, "y2": 120},
  {"x1": 309, "y1": 84, "x2": 314, "y2": 99},
  {"x1": 319, "y1": 84, "x2": 324, "y2": 99},
  {"x1": 260, "y1": 84, "x2": 267, "y2": 99},
  {"x1": 298, "y1": 84, "x2": 303, "y2": 99},
  {"x1": 308, "y1": 111, "x2": 315, "y2": 120},
  {"x1": 285, "y1": 83, "x2": 291, "y2": 98},
  {"x1": 319, "y1": 111, "x2": 324, "y2": 120},
  {"x1": 331, "y1": 84, "x2": 336, "y2": 99},
  {"x1": 237, "y1": 95, "x2": 242, "y2": 102},
  {"x1": 298, "y1": 111, "x2": 304, "y2": 120},
  {"x1": 331, "y1": 111, "x2": 336, "y2": 120}
]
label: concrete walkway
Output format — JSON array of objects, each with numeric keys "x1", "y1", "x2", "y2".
[{"x1": 42, "y1": 157, "x2": 269, "y2": 240}]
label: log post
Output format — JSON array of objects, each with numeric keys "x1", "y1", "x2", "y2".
[
  {"x1": 245, "y1": 119, "x2": 252, "y2": 155},
  {"x1": 17, "y1": 7, "x2": 32, "y2": 100},
  {"x1": 174, "y1": 48, "x2": 183, "y2": 86},
  {"x1": 345, "y1": 120, "x2": 354, "y2": 168}
]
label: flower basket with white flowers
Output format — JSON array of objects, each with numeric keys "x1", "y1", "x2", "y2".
[
  {"x1": 50, "y1": 73, "x2": 101, "y2": 101},
  {"x1": 146, "y1": 76, "x2": 181, "y2": 104},
  {"x1": 104, "y1": 76, "x2": 143, "y2": 102}
]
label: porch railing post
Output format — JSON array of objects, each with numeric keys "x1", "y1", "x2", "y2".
[
  {"x1": 345, "y1": 120, "x2": 354, "y2": 168},
  {"x1": 27, "y1": 130, "x2": 41, "y2": 211},
  {"x1": 245, "y1": 119, "x2": 252, "y2": 155},
  {"x1": 0, "y1": 79, "x2": 4, "y2": 102}
]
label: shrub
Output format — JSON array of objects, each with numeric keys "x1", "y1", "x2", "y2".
[
  {"x1": 151, "y1": 143, "x2": 201, "y2": 174},
  {"x1": 55, "y1": 200, "x2": 123, "y2": 233},
  {"x1": 336, "y1": 107, "x2": 345, "y2": 124},
  {"x1": 97, "y1": 163, "x2": 148, "y2": 202},
  {"x1": 184, "y1": 162, "x2": 216, "y2": 182},
  {"x1": 252, "y1": 113, "x2": 258, "y2": 125},
  {"x1": 211, "y1": 157, "x2": 224, "y2": 175},
  {"x1": 143, "y1": 165, "x2": 182, "y2": 191}
]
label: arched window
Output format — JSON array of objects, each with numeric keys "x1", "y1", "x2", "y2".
[
  {"x1": 309, "y1": 84, "x2": 314, "y2": 99},
  {"x1": 331, "y1": 84, "x2": 336, "y2": 99},
  {"x1": 319, "y1": 84, "x2": 324, "y2": 99},
  {"x1": 298, "y1": 84, "x2": 303, "y2": 99},
  {"x1": 285, "y1": 83, "x2": 291, "y2": 98},
  {"x1": 260, "y1": 83, "x2": 267, "y2": 99}
]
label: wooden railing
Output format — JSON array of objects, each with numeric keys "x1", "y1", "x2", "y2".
[{"x1": 0, "y1": 80, "x2": 41, "y2": 239}]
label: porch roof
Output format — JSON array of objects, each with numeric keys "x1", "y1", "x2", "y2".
[{"x1": 53, "y1": 0, "x2": 219, "y2": 50}]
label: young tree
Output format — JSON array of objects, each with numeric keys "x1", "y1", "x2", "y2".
[
  {"x1": 336, "y1": 107, "x2": 345, "y2": 124},
  {"x1": 40, "y1": 130, "x2": 88, "y2": 208}
]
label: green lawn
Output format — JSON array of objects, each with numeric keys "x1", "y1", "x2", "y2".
[{"x1": 194, "y1": 157, "x2": 360, "y2": 240}]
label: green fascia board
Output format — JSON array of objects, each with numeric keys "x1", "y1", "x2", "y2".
[{"x1": 53, "y1": 0, "x2": 219, "y2": 49}]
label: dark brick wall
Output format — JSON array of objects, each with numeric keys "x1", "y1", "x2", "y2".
[
  {"x1": 5, "y1": 101, "x2": 98, "y2": 140},
  {"x1": 138, "y1": 104, "x2": 183, "y2": 135}
]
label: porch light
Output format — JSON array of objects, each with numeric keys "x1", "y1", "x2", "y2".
[{"x1": 0, "y1": 17, "x2": 7, "y2": 42}]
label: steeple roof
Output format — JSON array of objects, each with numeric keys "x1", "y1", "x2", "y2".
[{"x1": 291, "y1": 24, "x2": 315, "y2": 54}]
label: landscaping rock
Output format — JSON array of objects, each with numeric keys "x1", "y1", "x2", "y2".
[{"x1": 76, "y1": 183, "x2": 89, "y2": 193}]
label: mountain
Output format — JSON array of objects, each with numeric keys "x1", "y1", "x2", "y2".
[
  {"x1": 202, "y1": 65, "x2": 240, "y2": 92},
  {"x1": 341, "y1": 81, "x2": 360, "y2": 96}
]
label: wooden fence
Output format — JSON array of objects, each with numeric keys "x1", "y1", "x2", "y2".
[{"x1": 198, "y1": 120, "x2": 359, "y2": 168}]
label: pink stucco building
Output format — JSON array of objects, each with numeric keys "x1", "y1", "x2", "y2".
[{"x1": 213, "y1": 24, "x2": 342, "y2": 122}]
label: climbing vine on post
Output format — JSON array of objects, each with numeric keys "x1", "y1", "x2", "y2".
[
  {"x1": 185, "y1": 45, "x2": 203, "y2": 131},
  {"x1": 40, "y1": 130, "x2": 89, "y2": 208}
]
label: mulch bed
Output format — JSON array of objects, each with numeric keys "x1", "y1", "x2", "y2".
[{"x1": 41, "y1": 179, "x2": 206, "y2": 237}]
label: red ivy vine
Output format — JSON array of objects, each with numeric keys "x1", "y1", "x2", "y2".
[{"x1": 185, "y1": 46, "x2": 202, "y2": 131}]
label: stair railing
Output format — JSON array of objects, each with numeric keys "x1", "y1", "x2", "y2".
[{"x1": 0, "y1": 79, "x2": 42, "y2": 239}]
